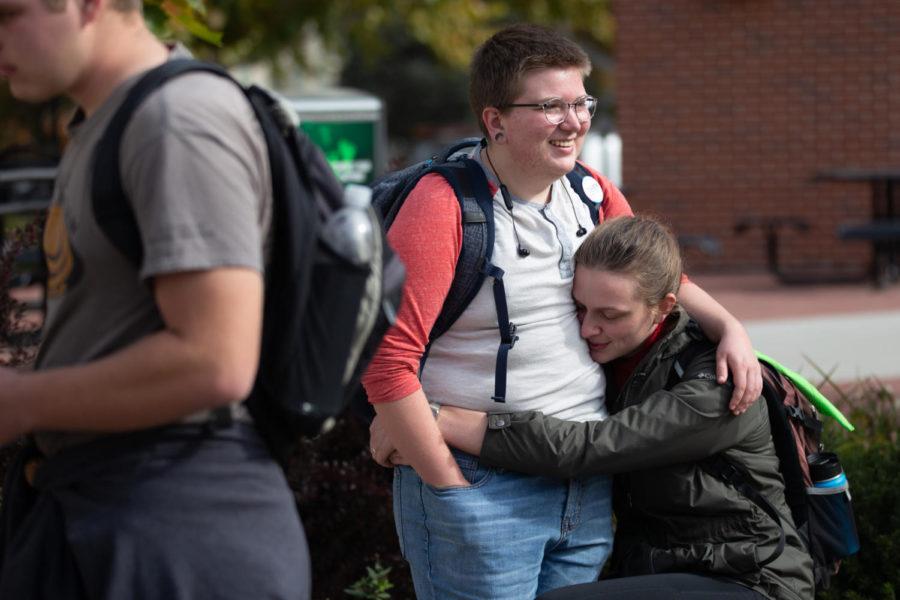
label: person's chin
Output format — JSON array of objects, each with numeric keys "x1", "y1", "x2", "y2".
[
  {"x1": 590, "y1": 349, "x2": 612, "y2": 364},
  {"x1": 8, "y1": 81, "x2": 56, "y2": 103},
  {"x1": 542, "y1": 158, "x2": 575, "y2": 181}
]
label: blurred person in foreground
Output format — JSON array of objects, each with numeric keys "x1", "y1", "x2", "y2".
[
  {"x1": 0, "y1": 1, "x2": 309, "y2": 598},
  {"x1": 362, "y1": 23, "x2": 762, "y2": 600}
]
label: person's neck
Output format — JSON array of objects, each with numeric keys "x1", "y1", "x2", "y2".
[
  {"x1": 69, "y1": 16, "x2": 169, "y2": 117},
  {"x1": 607, "y1": 320, "x2": 668, "y2": 392},
  {"x1": 484, "y1": 144, "x2": 554, "y2": 204}
]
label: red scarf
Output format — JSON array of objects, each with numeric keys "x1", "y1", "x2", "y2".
[{"x1": 607, "y1": 321, "x2": 667, "y2": 391}]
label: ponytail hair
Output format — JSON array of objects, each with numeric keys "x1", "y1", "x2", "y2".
[{"x1": 574, "y1": 215, "x2": 682, "y2": 306}]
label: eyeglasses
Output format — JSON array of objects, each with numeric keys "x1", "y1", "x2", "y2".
[{"x1": 501, "y1": 96, "x2": 597, "y2": 125}]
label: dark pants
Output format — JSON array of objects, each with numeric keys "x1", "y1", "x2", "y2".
[
  {"x1": 538, "y1": 573, "x2": 767, "y2": 599},
  {"x1": 0, "y1": 422, "x2": 310, "y2": 600}
]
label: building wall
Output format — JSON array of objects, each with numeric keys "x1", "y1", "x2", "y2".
[{"x1": 613, "y1": 0, "x2": 900, "y2": 278}]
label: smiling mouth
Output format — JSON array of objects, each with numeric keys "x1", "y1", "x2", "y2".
[
  {"x1": 550, "y1": 139, "x2": 575, "y2": 148},
  {"x1": 0, "y1": 65, "x2": 15, "y2": 78},
  {"x1": 589, "y1": 341, "x2": 610, "y2": 352}
]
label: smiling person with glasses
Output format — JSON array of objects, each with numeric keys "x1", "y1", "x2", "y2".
[{"x1": 362, "y1": 23, "x2": 762, "y2": 600}]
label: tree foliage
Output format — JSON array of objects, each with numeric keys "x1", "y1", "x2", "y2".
[
  {"x1": 2, "y1": 1, "x2": 616, "y2": 156},
  {"x1": 144, "y1": 0, "x2": 223, "y2": 46},
  {"x1": 198, "y1": 0, "x2": 614, "y2": 71},
  {"x1": 201, "y1": 0, "x2": 617, "y2": 146}
]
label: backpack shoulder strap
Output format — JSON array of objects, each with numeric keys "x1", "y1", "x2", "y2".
[
  {"x1": 92, "y1": 58, "x2": 231, "y2": 268},
  {"x1": 698, "y1": 454, "x2": 787, "y2": 567},
  {"x1": 413, "y1": 155, "x2": 518, "y2": 403},
  {"x1": 425, "y1": 157, "x2": 495, "y2": 341},
  {"x1": 435, "y1": 137, "x2": 483, "y2": 163},
  {"x1": 758, "y1": 363, "x2": 820, "y2": 530},
  {"x1": 565, "y1": 161, "x2": 601, "y2": 225}
]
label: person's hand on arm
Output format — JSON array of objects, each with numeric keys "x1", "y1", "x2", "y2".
[
  {"x1": 370, "y1": 392, "x2": 469, "y2": 488},
  {"x1": 677, "y1": 281, "x2": 761, "y2": 414},
  {"x1": 435, "y1": 406, "x2": 488, "y2": 456},
  {"x1": 0, "y1": 267, "x2": 262, "y2": 446},
  {"x1": 370, "y1": 404, "x2": 489, "y2": 467}
]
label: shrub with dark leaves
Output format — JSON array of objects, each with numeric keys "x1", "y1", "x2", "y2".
[
  {"x1": 286, "y1": 416, "x2": 415, "y2": 599},
  {"x1": 0, "y1": 216, "x2": 43, "y2": 509},
  {"x1": 816, "y1": 380, "x2": 900, "y2": 599}
]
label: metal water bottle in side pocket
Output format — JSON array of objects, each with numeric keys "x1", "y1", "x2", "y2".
[{"x1": 807, "y1": 451, "x2": 861, "y2": 561}]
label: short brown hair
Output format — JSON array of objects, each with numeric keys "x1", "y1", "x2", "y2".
[
  {"x1": 469, "y1": 23, "x2": 591, "y2": 136},
  {"x1": 574, "y1": 215, "x2": 682, "y2": 306}
]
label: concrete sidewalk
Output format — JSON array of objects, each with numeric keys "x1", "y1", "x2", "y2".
[{"x1": 691, "y1": 273, "x2": 900, "y2": 395}]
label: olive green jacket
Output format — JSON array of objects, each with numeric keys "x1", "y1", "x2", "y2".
[{"x1": 480, "y1": 309, "x2": 815, "y2": 600}]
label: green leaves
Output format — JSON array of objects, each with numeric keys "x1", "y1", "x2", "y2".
[
  {"x1": 344, "y1": 558, "x2": 394, "y2": 600},
  {"x1": 144, "y1": 0, "x2": 222, "y2": 46},
  {"x1": 142, "y1": 0, "x2": 614, "y2": 72}
]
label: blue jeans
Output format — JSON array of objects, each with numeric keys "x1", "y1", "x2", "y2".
[{"x1": 393, "y1": 449, "x2": 613, "y2": 600}]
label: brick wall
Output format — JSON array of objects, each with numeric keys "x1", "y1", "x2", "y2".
[{"x1": 613, "y1": 0, "x2": 900, "y2": 279}]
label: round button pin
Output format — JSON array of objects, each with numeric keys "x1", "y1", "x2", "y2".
[{"x1": 581, "y1": 176, "x2": 605, "y2": 204}]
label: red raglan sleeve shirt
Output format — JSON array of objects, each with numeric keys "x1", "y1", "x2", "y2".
[{"x1": 362, "y1": 174, "x2": 464, "y2": 404}]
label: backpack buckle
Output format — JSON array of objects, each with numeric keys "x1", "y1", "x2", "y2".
[
  {"x1": 505, "y1": 322, "x2": 519, "y2": 348},
  {"x1": 785, "y1": 404, "x2": 804, "y2": 420}
]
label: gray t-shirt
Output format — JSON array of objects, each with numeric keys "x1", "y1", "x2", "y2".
[{"x1": 35, "y1": 53, "x2": 271, "y2": 453}]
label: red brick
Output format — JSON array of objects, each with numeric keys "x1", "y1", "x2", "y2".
[{"x1": 613, "y1": 0, "x2": 899, "y2": 278}]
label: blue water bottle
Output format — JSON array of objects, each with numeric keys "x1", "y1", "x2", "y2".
[
  {"x1": 808, "y1": 452, "x2": 860, "y2": 558},
  {"x1": 809, "y1": 452, "x2": 848, "y2": 490}
]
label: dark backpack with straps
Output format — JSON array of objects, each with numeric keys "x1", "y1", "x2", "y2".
[
  {"x1": 369, "y1": 138, "x2": 602, "y2": 405},
  {"x1": 91, "y1": 59, "x2": 405, "y2": 462},
  {"x1": 671, "y1": 341, "x2": 860, "y2": 590}
]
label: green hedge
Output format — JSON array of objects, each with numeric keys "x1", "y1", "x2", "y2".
[{"x1": 285, "y1": 417, "x2": 414, "y2": 600}]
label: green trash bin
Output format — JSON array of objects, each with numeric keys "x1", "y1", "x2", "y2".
[{"x1": 288, "y1": 90, "x2": 386, "y2": 186}]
